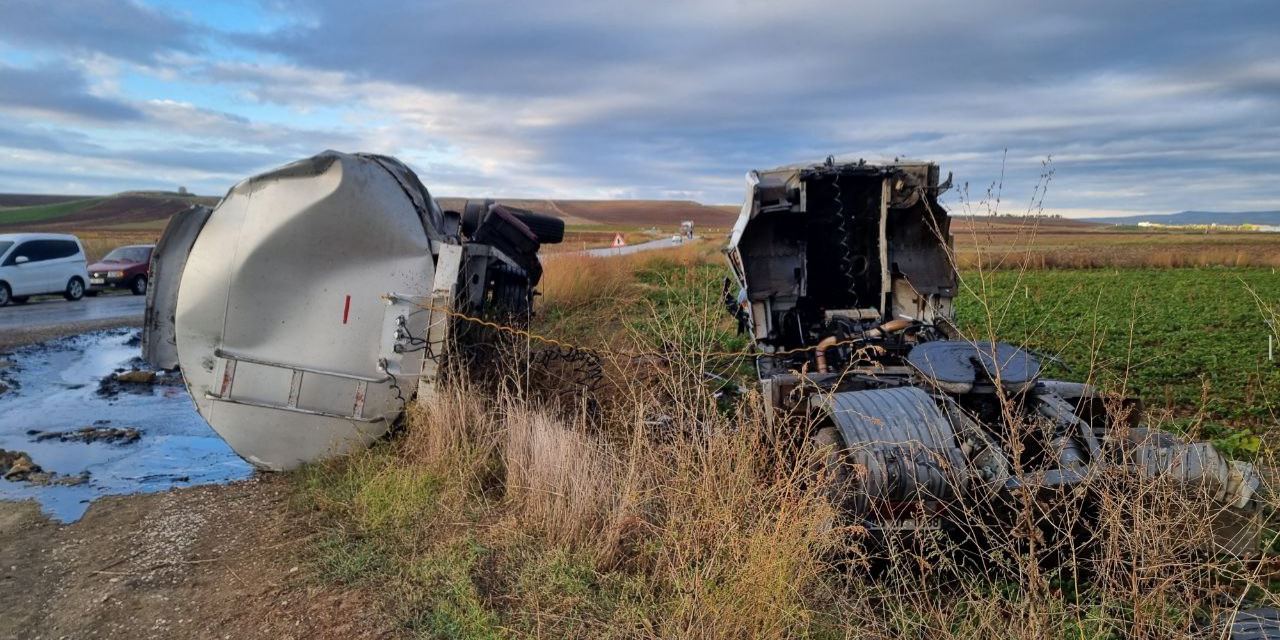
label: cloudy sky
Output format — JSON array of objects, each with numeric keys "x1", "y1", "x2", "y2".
[{"x1": 0, "y1": 0, "x2": 1277, "y2": 216}]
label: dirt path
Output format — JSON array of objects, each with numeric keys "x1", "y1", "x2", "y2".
[{"x1": 0, "y1": 476, "x2": 389, "y2": 640}]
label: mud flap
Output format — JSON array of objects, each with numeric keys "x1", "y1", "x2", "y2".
[
  {"x1": 143, "y1": 205, "x2": 212, "y2": 369},
  {"x1": 812, "y1": 387, "x2": 969, "y2": 509}
]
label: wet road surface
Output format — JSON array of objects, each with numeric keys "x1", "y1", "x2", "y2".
[
  {"x1": 0, "y1": 294, "x2": 144, "y2": 331},
  {"x1": 0, "y1": 329, "x2": 252, "y2": 522}
]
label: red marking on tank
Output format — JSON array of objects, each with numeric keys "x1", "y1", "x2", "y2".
[
  {"x1": 218, "y1": 361, "x2": 235, "y2": 398},
  {"x1": 343, "y1": 295, "x2": 351, "y2": 324}
]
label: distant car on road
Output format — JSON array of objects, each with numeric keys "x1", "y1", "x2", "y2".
[
  {"x1": 87, "y1": 244, "x2": 154, "y2": 296},
  {"x1": 0, "y1": 233, "x2": 89, "y2": 306}
]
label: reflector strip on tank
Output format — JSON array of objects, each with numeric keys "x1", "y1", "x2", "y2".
[{"x1": 343, "y1": 295, "x2": 352, "y2": 324}]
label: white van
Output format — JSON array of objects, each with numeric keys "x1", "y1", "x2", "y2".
[{"x1": 0, "y1": 233, "x2": 90, "y2": 306}]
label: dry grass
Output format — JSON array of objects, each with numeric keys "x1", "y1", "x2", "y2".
[
  {"x1": 951, "y1": 217, "x2": 1280, "y2": 270},
  {"x1": 503, "y1": 406, "x2": 618, "y2": 547},
  {"x1": 387, "y1": 368, "x2": 838, "y2": 638},
  {"x1": 535, "y1": 242, "x2": 725, "y2": 352},
  {"x1": 538, "y1": 254, "x2": 641, "y2": 309},
  {"x1": 539, "y1": 242, "x2": 718, "y2": 306},
  {"x1": 76, "y1": 230, "x2": 160, "y2": 262},
  {"x1": 294, "y1": 222, "x2": 1280, "y2": 639},
  {"x1": 302, "y1": 325, "x2": 1280, "y2": 638}
]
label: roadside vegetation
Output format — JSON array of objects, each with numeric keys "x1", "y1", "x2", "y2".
[{"x1": 291, "y1": 232, "x2": 1280, "y2": 638}]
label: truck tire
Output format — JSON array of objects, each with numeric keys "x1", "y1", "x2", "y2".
[{"x1": 510, "y1": 211, "x2": 565, "y2": 244}]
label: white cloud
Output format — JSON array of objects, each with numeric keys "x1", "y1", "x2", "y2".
[{"x1": 0, "y1": 0, "x2": 1278, "y2": 216}]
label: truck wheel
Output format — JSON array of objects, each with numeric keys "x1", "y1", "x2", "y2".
[
  {"x1": 130, "y1": 275, "x2": 148, "y2": 296},
  {"x1": 64, "y1": 277, "x2": 85, "y2": 301},
  {"x1": 511, "y1": 211, "x2": 566, "y2": 244}
]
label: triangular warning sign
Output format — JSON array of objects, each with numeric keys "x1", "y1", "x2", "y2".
[{"x1": 612, "y1": 232, "x2": 626, "y2": 248}]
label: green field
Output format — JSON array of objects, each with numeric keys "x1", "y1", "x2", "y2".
[
  {"x1": 608, "y1": 259, "x2": 1280, "y2": 436},
  {"x1": 0, "y1": 197, "x2": 107, "y2": 225},
  {"x1": 600, "y1": 259, "x2": 1280, "y2": 449},
  {"x1": 955, "y1": 267, "x2": 1279, "y2": 451},
  {"x1": 539, "y1": 255, "x2": 1280, "y2": 443}
]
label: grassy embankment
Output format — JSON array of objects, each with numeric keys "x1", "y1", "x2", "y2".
[{"x1": 291, "y1": 237, "x2": 1280, "y2": 638}]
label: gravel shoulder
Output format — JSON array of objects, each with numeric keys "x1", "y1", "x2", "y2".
[
  {"x1": 2, "y1": 320, "x2": 389, "y2": 638},
  {"x1": 0, "y1": 475, "x2": 389, "y2": 640}
]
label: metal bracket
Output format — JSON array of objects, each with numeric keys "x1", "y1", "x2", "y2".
[{"x1": 418, "y1": 243, "x2": 464, "y2": 401}]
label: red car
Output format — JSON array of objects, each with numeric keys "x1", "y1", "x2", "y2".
[{"x1": 87, "y1": 244, "x2": 154, "y2": 295}]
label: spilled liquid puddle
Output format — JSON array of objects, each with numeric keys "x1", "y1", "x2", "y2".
[{"x1": 0, "y1": 329, "x2": 252, "y2": 522}]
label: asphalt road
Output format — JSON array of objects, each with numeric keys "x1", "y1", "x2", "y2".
[
  {"x1": 0, "y1": 294, "x2": 144, "y2": 331},
  {"x1": 575, "y1": 236, "x2": 697, "y2": 258}
]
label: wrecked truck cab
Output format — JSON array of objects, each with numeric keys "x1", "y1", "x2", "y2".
[
  {"x1": 726, "y1": 158, "x2": 957, "y2": 385},
  {"x1": 726, "y1": 157, "x2": 1260, "y2": 549},
  {"x1": 145, "y1": 151, "x2": 563, "y2": 470}
]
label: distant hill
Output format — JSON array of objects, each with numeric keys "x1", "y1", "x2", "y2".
[
  {"x1": 0, "y1": 193, "x2": 218, "y2": 232},
  {"x1": 1088, "y1": 211, "x2": 1280, "y2": 226},
  {"x1": 0, "y1": 194, "x2": 91, "y2": 208}
]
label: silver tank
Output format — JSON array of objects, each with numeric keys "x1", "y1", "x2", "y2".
[{"x1": 168, "y1": 152, "x2": 440, "y2": 469}]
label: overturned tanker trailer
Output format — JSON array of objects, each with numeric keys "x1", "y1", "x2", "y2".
[
  {"x1": 143, "y1": 151, "x2": 562, "y2": 470},
  {"x1": 725, "y1": 157, "x2": 1263, "y2": 551}
]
